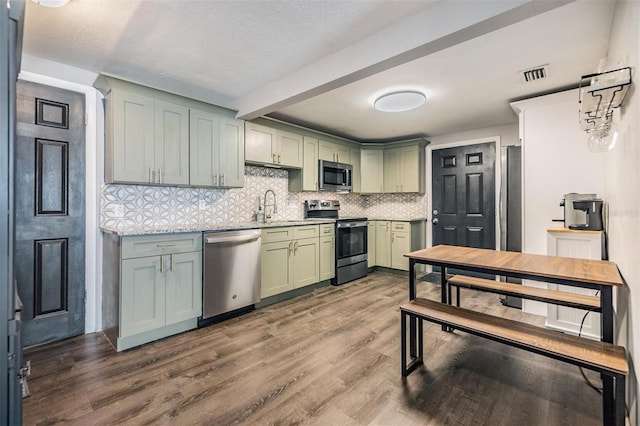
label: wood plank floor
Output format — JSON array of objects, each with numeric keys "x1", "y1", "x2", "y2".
[{"x1": 23, "y1": 271, "x2": 603, "y2": 425}]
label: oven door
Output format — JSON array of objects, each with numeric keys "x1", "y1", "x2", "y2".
[{"x1": 336, "y1": 221, "x2": 368, "y2": 267}]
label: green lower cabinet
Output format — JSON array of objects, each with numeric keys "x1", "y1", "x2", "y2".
[
  {"x1": 375, "y1": 221, "x2": 391, "y2": 268},
  {"x1": 293, "y1": 238, "x2": 319, "y2": 288},
  {"x1": 165, "y1": 251, "x2": 202, "y2": 324},
  {"x1": 121, "y1": 256, "x2": 165, "y2": 337},
  {"x1": 103, "y1": 232, "x2": 202, "y2": 352},
  {"x1": 391, "y1": 231, "x2": 410, "y2": 271},
  {"x1": 261, "y1": 240, "x2": 294, "y2": 298},
  {"x1": 319, "y1": 235, "x2": 335, "y2": 281},
  {"x1": 260, "y1": 225, "x2": 325, "y2": 298},
  {"x1": 367, "y1": 222, "x2": 376, "y2": 268}
]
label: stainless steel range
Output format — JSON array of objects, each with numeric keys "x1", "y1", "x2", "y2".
[{"x1": 305, "y1": 200, "x2": 368, "y2": 285}]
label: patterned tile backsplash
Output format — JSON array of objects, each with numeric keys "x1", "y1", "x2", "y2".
[{"x1": 100, "y1": 166, "x2": 428, "y2": 229}]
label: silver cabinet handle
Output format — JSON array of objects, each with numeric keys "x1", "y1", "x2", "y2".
[
  {"x1": 214, "y1": 174, "x2": 219, "y2": 186},
  {"x1": 277, "y1": 154, "x2": 281, "y2": 164},
  {"x1": 157, "y1": 168, "x2": 162, "y2": 183},
  {"x1": 159, "y1": 256, "x2": 163, "y2": 273},
  {"x1": 288, "y1": 241, "x2": 293, "y2": 254},
  {"x1": 221, "y1": 173, "x2": 225, "y2": 186},
  {"x1": 294, "y1": 241, "x2": 298, "y2": 253},
  {"x1": 156, "y1": 243, "x2": 176, "y2": 247},
  {"x1": 148, "y1": 167, "x2": 152, "y2": 183},
  {"x1": 273, "y1": 153, "x2": 277, "y2": 163},
  {"x1": 170, "y1": 254, "x2": 174, "y2": 271}
]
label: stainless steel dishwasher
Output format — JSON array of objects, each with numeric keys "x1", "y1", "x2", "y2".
[{"x1": 202, "y1": 229, "x2": 261, "y2": 320}]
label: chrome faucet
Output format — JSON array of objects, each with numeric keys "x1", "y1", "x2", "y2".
[{"x1": 264, "y1": 189, "x2": 277, "y2": 221}]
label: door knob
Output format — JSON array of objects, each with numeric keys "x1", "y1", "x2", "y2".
[{"x1": 432, "y1": 218, "x2": 439, "y2": 225}]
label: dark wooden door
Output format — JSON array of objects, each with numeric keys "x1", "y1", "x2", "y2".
[
  {"x1": 432, "y1": 142, "x2": 496, "y2": 250},
  {"x1": 15, "y1": 80, "x2": 85, "y2": 347}
]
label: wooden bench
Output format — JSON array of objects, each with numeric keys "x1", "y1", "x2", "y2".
[
  {"x1": 400, "y1": 298, "x2": 627, "y2": 426},
  {"x1": 447, "y1": 275, "x2": 601, "y2": 311}
]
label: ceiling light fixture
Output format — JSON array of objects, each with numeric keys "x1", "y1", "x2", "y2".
[
  {"x1": 31, "y1": 0, "x2": 70, "y2": 7},
  {"x1": 374, "y1": 90, "x2": 426, "y2": 112}
]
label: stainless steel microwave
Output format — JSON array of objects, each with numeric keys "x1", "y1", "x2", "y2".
[{"x1": 318, "y1": 160, "x2": 352, "y2": 192}]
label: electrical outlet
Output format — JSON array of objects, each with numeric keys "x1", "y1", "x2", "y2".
[
  {"x1": 198, "y1": 199, "x2": 206, "y2": 210},
  {"x1": 113, "y1": 204, "x2": 124, "y2": 218}
]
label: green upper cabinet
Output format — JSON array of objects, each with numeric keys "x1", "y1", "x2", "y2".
[
  {"x1": 95, "y1": 75, "x2": 243, "y2": 187},
  {"x1": 360, "y1": 148, "x2": 384, "y2": 193},
  {"x1": 245, "y1": 122, "x2": 302, "y2": 168},
  {"x1": 319, "y1": 140, "x2": 351, "y2": 164},
  {"x1": 383, "y1": 143, "x2": 426, "y2": 193},
  {"x1": 111, "y1": 90, "x2": 155, "y2": 183},
  {"x1": 351, "y1": 146, "x2": 361, "y2": 193},
  {"x1": 190, "y1": 108, "x2": 244, "y2": 188},
  {"x1": 289, "y1": 136, "x2": 319, "y2": 192},
  {"x1": 278, "y1": 130, "x2": 303, "y2": 168},
  {"x1": 105, "y1": 84, "x2": 190, "y2": 185},
  {"x1": 154, "y1": 100, "x2": 190, "y2": 185}
]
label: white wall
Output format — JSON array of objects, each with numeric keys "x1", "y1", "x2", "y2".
[
  {"x1": 511, "y1": 90, "x2": 606, "y2": 315},
  {"x1": 602, "y1": 1, "x2": 640, "y2": 423},
  {"x1": 428, "y1": 123, "x2": 519, "y2": 148}
]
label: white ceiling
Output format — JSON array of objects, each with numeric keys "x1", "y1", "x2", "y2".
[{"x1": 22, "y1": 0, "x2": 617, "y2": 142}]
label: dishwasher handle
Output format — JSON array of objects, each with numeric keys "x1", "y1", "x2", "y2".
[{"x1": 204, "y1": 233, "x2": 261, "y2": 244}]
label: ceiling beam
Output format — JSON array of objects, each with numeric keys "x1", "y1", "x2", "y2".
[{"x1": 234, "y1": 0, "x2": 574, "y2": 120}]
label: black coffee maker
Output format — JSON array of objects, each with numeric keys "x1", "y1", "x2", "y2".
[{"x1": 569, "y1": 199, "x2": 604, "y2": 230}]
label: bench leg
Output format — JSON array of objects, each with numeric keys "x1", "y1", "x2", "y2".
[
  {"x1": 401, "y1": 311, "x2": 423, "y2": 377},
  {"x1": 602, "y1": 373, "x2": 626, "y2": 426}
]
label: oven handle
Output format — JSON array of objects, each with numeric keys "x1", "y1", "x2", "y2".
[{"x1": 336, "y1": 221, "x2": 369, "y2": 228}]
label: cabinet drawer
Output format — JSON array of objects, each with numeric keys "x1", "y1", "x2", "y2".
[
  {"x1": 122, "y1": 232, "x2": 202, "y2": 259},
  {"x1": 391, "y1": 221, "x2": 409, "y2": 232},
  {"x1": 261, "y1": 227, "x2": 293, "y2": 243},
  {"x1": 293, "y1": 225, "x2": 319, "y2": 239},
  {"x1": 319, "y1": 224, "x2": 335, "y2": 236}
]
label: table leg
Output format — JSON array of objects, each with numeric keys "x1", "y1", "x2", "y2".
[
  {"x1": 441, "y1": 268, "x2": 450, "y2": 332},
  {"x1": 603, "y1": 375, "x2": 615, "y2": 425},
  {"x1": 601, "y1": 286, "x2": 613, "y2": 344},
  {"x1": 409, "y1": 258, "x2": 417, "y2": 357}
]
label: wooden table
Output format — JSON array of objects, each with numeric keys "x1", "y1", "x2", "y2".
[{"x1": 404, "y1": 245, "x2": 624, "y2": 424}]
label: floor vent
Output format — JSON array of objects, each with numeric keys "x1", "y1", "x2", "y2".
[{"x1": 520, "y1": 65, "x2": 549, "y2": 83}]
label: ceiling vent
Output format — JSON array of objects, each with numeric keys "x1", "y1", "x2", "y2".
[{"x1": 520, "y1": 65, "x2": 549, "y2": 83}]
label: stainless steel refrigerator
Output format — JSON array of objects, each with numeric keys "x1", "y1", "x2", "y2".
[{"x1": 499, "y1": 145, "x2": 522, "y2": 308}]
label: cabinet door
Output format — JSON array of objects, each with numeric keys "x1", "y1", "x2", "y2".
[
  {"x1": 319, "y1": 236, "x2": 335, "y2": 281},
  {"x1": 335, "y1": 144, "x2": 350, "y2": 165},
  {"x1": 399, "y1": 145, "x2": 420, "y2": 192},
  {"x1": 121, "y1": 256, "x2": 165, "y2": 337},
  {"x1": 318, "y1": 140, "x2": 335, "y2": 162},
  {"x1": 351, "y1": 147, "x2": 361, "y2": 193},
  {"x1": 189, "y1": 108, "x2": 220, "y2": 186},
  {"x1": 219, "y1": 117, "x2": 245, "y2": 187},
  {"x1": 361, "y1": 149, "x2": 384, "y2": 193},
  {"x1": 375, "y1": 221, "x2": 391, "y2": 268},
  {"x1": 111, "y1": 90, "x2": 155, "y2": 183},
  {"x1": 383, "y1": 148, "x2": 400, "y2": 192},
  {"x1": 154, "y1": 100, "x2": 190, "y2": 185},
  {"x1": 261, "y1": 240, "x2": 293, "y2": 298},
  {"x1": 391, "y1": 231, "x2": 410, "y2": 271},
  {"x1": 368, "y1": 221, "x2": 376, "y2": 267},
  {"x1": 293, "y1": 238, "x2": 319, "y2": 288},
  {"x1": 246, "y1": 122, "x2": 277, "y2": 165},
  {"x1": 165, "y1": 251, "x2": 202, "y2": 324},
  {"x1": 278, "y1": 130, "x2": 303, "y2": 168},
  {"x1": 302, "y1": 136, "x2": 318, "y2": 191}
]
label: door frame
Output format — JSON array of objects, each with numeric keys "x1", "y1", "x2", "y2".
[
  {"x1": 426, "y1": 136, "x2": 503, "y2": 251},
  {"x1": 18, "y1": 70, "x2": 102, "y2": 334}
]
